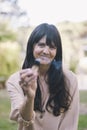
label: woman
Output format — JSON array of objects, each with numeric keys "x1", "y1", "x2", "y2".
[{"x1": 6, "y1": 23, "x2": 79, "y2": 130}]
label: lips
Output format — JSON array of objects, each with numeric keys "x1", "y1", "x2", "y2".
[
  {"x1": 38, "y1": 56, "x2": 52, "y2": 65},
  {"x1": 40, "y1": 54, "x2": 50, "y2": 58},
  {"x1": 40, "y1": 56, "x2": 50, "y2": 60}
]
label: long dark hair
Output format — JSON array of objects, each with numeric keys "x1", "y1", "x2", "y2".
[{"x1": 22, "y1": 23, "x2": 72, "y2": 116}]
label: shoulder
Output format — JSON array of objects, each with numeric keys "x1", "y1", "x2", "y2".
[
  {"x1": 63, "y1": 68, "x2": 77, "y2": 81},
  {"x1": 7, "y1": 71, "x2": 20, "y2": 84},
  {"x1": 6, "y1": 71, "x2": 21, "y2": 92},
  {"x1": 63, "y1": 67, "x2": 78, "y2": 96}
]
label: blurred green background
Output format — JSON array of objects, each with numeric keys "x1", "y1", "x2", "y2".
[
  {"x1": 0, "y1": 1, "x2": 87, "y2": 130},
  {"x1": 0, "y1": 89, "x2": 87, "y2": 130}
]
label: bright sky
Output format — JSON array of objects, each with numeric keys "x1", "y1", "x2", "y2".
[{"x1": 18, "y1": 0, "x2": 87, "y2": 26}]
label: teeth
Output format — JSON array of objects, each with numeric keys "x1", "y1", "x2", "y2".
[
  {"x1": 39, "y1": 56, "x2": 52, "y2": 64},
  {"x1": 41, "y1": 56, "x2": 50, "y2": 58},
  {"x1": 41, "y1": 57, "x2": 49, "y2": 59}
]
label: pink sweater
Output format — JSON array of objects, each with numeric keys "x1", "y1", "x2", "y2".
[{"x1": 6, "y1": 69, "x2": 79, "y2": 130}]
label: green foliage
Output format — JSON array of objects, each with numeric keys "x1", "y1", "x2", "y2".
[
  {"x1": 0, "y1": 42, "x2": 21, "y2": 79},
  {"x1": 79, "y1": 90, "x2": 87, "y2": 103},
  {"x1": 0, "y1": 33, "x2": 17, "y2": 42},
  {"x1": 69, "y1": 58, "x2": 78, "y2": 73},
  {"x1": 0, "y1": 89, "x2": 87, "y2": 130},
  {"x1": 0, "y1": 90, "x2": 17, "y2": 130},
  {"x1": 78, "y1": 115, "x2": 87, "y2": 130},
  {"x1": 0, "y1": 23, "x2": 17, "y2": 42}
]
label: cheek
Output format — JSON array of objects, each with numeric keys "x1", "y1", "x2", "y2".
[
  {"x1": 51, "y1": 50, "x2": 57, "y2": 58},
  {"x1": 33, "y1": 47, "x2": 40, "y2": 58}
]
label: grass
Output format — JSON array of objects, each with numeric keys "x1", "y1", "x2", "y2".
[
  {"x1": 79, "y1": 90, "x2": 87, "y2": 103},
  {"x1": 78, "y1": 115, "x2": 87, "y2": 130},
  {"x1": 0, "y1": 89, "x2": 17, "y2": 130},
  {"x1": 78, "y1": 90, "x2": 87, "y2": 130},
  {"x1": 0, "y1": 89, "x2": 87, "y2": 130}
]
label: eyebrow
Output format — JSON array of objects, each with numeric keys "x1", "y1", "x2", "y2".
[{"x1": 37, "y1": 42, "x2": 46, "y2": 44}]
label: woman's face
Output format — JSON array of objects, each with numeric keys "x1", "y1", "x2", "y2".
[{"x1": 33, "y1": 36, "x2": 57, "y2": 66}]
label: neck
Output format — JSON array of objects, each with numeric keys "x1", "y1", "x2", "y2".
[{"x1": 39, "y1": 64, "x2": 50, "y2": 76}]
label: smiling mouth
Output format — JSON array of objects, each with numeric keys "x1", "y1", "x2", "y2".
[
  {"x1": 40, "y1": 56, "x2": 50, "y2": 59},
  {"x1": 39, "y1": 56, "x2": 52, "y2": 63},
  {"x1": 40, "y1": 54, "x2": 50, "y2": 58}
]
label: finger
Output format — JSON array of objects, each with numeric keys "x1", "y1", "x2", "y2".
[
  {"x1": 27, "y1": 74, "x2": 37, "y2": 82},
  {"x1": 21, "y1": 83, "x2": 28, "y2": 92},
  {"x1": 19, "y1": 75, "x2": 36, "y2": 86},
  {"x1": 19, "y1": 80, "x2": 28, "y2": 87},
  {"x1": 24, "y1": 76, "x2": 30, "y2": 82},
  {"x1": 20, "y1": 69, "x2": 30, "y2": 75},
  {"x1": 20, "y1": 70, "x2": 33, "y2": 80},
  {"x1": 20, "y1": 68, "x2": 33, "y2": 76}
]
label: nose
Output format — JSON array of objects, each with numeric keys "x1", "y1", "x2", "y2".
[{"x1": 43, "y1": 46, "x2": 49, "y2": 54}]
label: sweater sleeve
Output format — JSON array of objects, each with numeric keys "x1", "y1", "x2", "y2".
[
  {"x1": 6, "y1": 72, "x2": 25, "y2": 122},
  {"x1": 59, "y1": 72, "x2": 79, "y2": 130}
]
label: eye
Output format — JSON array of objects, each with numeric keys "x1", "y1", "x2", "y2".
[
  {"x1": 37, "y1": 43, "x2": 45, "y2": 48},
  {"x1": 49, "y1": 45, "x2": 56, "y2": 50}
]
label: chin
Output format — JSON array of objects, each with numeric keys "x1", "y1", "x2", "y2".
[{"x1": 40, "y1": 61, "x2": 51, "y2": 66}]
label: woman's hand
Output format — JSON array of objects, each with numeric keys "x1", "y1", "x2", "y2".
[{"x1": 19, "y1": 68, "x2": 38, "y2": 99}]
